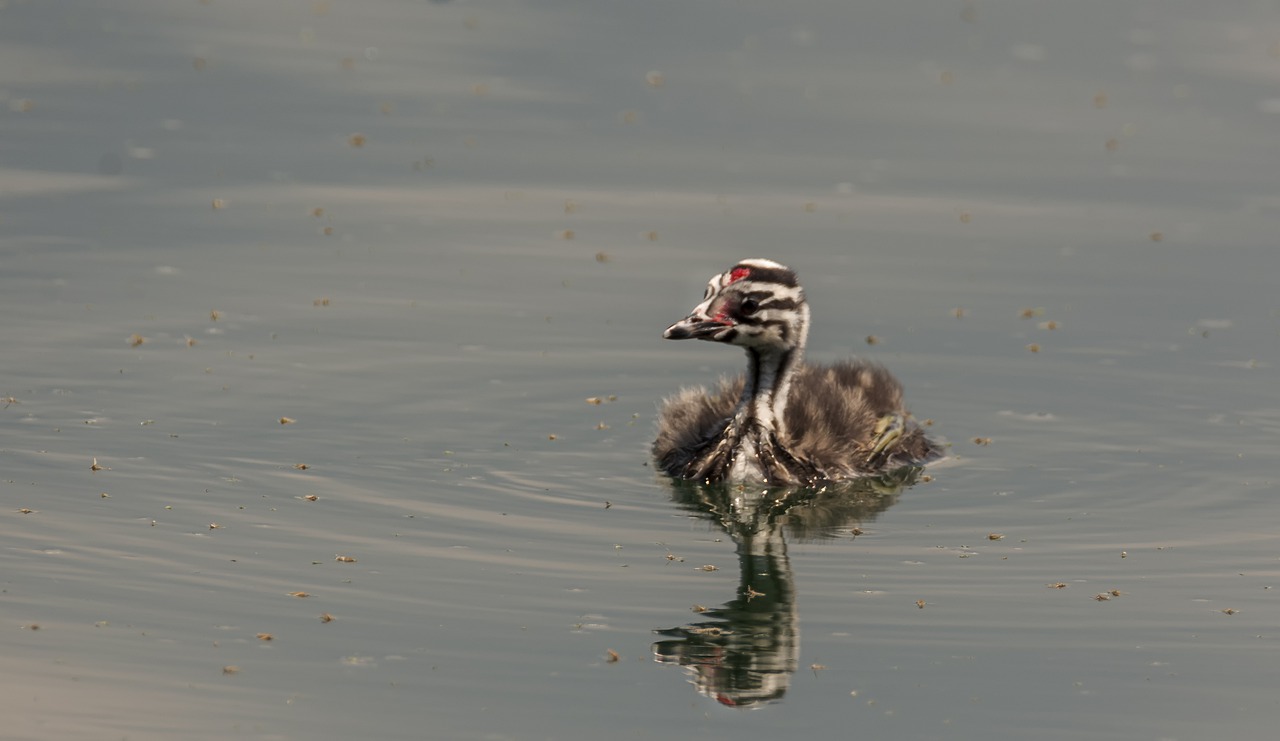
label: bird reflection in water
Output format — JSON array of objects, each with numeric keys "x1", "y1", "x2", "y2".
[{"x1": 652, "y1": 467, "x2": 925, "y2": 707}]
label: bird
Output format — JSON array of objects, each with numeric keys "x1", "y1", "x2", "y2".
[{"x1": 653, "y1": 258, "x2": 941, "y2": 486}]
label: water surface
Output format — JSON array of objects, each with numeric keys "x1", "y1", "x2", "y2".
[{"x1": 3, "y1": 1, "x2": 1278, "y2": 739}]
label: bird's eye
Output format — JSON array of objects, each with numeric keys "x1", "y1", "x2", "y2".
[{"x1": 739, "y1": 297, "x2": 759, "y2": 315}]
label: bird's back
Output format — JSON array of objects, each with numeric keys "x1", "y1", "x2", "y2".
[{"x1": 785, "y1": 360, "x2": 939, "y2": 476}]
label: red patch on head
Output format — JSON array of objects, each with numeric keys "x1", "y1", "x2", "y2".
[{"x1": 728, "y1": 267, "x2": 751, "y2": 283}]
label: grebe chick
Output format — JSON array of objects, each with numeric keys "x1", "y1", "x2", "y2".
[{"x1": 653, "y1": 258, "x2": 941, "y2": 486}]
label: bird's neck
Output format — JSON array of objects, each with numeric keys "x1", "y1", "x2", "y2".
[
  {"x1": 736, "y1": 280, "x2": 812, "y2": 430},
  {"x1": 736, "y1": 344, "x2": 801, "y2": 438},
  {"x1": 720, "y1": 308, "x2": 810, "y2": 483},
  {"x1": 734, "y1": 305, "x2": 809, "y2": 441}
]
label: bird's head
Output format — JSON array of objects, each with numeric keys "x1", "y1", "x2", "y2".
[{"x1": 663, "y1": 258, "x2": 809, "y2": 352}]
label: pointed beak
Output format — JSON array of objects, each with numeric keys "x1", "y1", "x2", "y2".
[{"x1": 663, "y1": 314, "x2": 732, "y2": 341}]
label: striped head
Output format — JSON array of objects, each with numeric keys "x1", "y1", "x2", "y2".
[{"x1": 663, "y1": 259, "x2": 809, "y2": 351}]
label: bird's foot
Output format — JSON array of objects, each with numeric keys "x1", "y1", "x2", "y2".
[{"x1": 867, "y1": 413, "x2": 906, "y2": 460}]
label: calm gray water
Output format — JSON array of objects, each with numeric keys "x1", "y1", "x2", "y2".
[{"x1": 3, "y1": 1, "x2": 1278, "y2": 739}]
